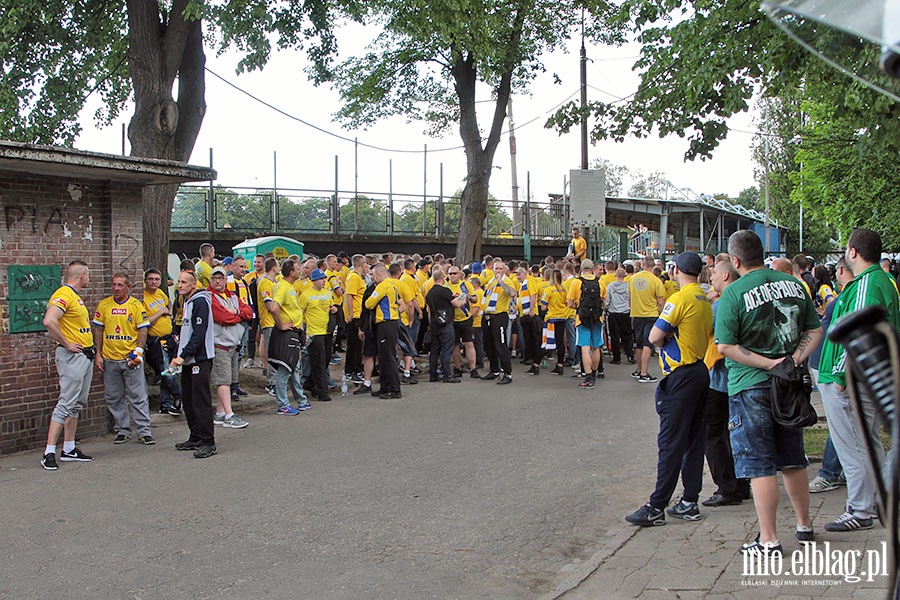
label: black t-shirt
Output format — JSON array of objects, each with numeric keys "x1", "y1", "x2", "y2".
[{"x1": 426, "y1": 285, "x2": 454, "y2": 325}]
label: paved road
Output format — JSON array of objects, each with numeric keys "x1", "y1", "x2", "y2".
[{"x1": 1, "y1": 361, "x2": 663, "y2": 600}]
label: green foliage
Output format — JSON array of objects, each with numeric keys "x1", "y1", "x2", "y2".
[{"x1": 339, "y1": 196, "x2": 390, "y2": 232}]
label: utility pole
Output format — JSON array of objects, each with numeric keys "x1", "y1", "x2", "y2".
[
  {"x1": 580, "y1": 11, "x2": 589, "y2": 171},
  {"x1": 508, "y1": 97, "x2": 521, "y2": 236},
  {"x1": 763, "y1": 103, "x2": 771, "y2": 254}
]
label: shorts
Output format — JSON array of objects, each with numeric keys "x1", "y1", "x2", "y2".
[
  {"x1": 632, "y1": 317, "x2": 657, "y2": 348},
  {"x1": 576, "y1": 321, "x2": 604, "y2": 348},
  {"x1": 728, "y1": 382, "x2": 809, "y2": 478},
  {"x1": 211, "y1": 347, "x2": 236, "y2": 386},
  {"x1": 453, "y1": 318, "x2": 475, "y2": 343},
  {"x1": 362, "y1": 330, "x2": 378, "y2": 358}
]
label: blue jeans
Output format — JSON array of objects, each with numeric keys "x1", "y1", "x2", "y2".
[
  {"x1": 729, "y1": 382, "x2": 809, "y2": 479},
  {"x1": 565, "y1": 318, "x2": 577, "y2": 364},
  {"x1": 818, "y1": 435, "x2": 843, "y2": 481},
  {"x1": 274, "y1": 358, "x2": 307, "y2": 409}
]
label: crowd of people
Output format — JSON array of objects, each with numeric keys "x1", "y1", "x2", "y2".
[{"x1": 36, "y1": 225, "x2": 900, "y2": 558}]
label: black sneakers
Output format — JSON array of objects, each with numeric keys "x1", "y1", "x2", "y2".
[
  {"x1": 41, "y1": 453, "x2": 59, "y2": 471},
  {"x1": 193, "y1": 445, "x2": 217, "y2": 459},
  {"x1": 175, "y1": 439, "x2": 202, "y2": 451},
  {"x1": 625, "y1": 503, "x2": 665, "y2": 527},
  {"x1": 666, "y1": 500, "x2": 701, "y2": 521},
  {"x1": 60, "y1": 447, "x2": 93, "y2": 462},
  {"x1": 497, "y1": 374, "x2": 512, "y2": 385}
]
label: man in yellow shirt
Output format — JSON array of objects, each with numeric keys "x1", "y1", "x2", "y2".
[
  {"x1": 93, "y1": 273, "x2": 154, "y2": 445},
  {"x1": 390, "y1": 263, "x2": 420, "y2": 385},
  {"x1": 300, "y1": 269, "x2": 337, "y2": 402},
  {"x1": 480, "y1": 259, "x2": 517, "y2": 384},
  {"x1": 325, "y1": 254, "x2": 346, "y2": 355},
  {"x1": 256, "y1": 257, "x2": 281, "y2": 399},
  {"x1": 143, "y1": 268, "x2": 182, "y2": 415},
  {"x1": 447, "y1": 266, "x2": 479, "y2": 378},
  {"x1": 226, "y1": 255, "x2": 252, "y2": 399},
  {"x1": 265, "y1": 258, "x2": 311, "y2": 414},
  {"x1": 625, "y1": 252, "x2": 713, "y2": 527},
  {"x1": 40, "y1": 260, "x2": 95, "y2": 470},
  {"x1": 566, "y1": 260, "x2": 607, "y2": 386},
  {"x1": 196, "y1": 243, "x2": 215, "y2": 289},
  {"x1": 402, "y1": 258, "x2": 425, "y2": 356},
  {"x1": 515, "y1": 267, "x2": 542, "y2": 371},
  {"x1": 569, "y1": 227, "x2": 588, "y2": 261},
  {"x1": 365, "y1": 265, "x2": 406, "y2": 398},
  {"x1": 629, "y1": 256, "x2": 666, "y2": 382},
  {"x1": 343, "y1": 254, "x2": 368, "y2": 382}
]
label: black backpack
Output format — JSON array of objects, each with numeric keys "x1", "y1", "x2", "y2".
[{"x1": 577, "y1": 276, "x2": 603, "y2": 323}]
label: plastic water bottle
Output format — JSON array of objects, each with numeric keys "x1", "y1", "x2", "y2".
[
  {"x1": 540, "y1": 358, "x2": 548, "y2": 369},
  {"x1": 340, "y1": 372, "x2": 349, "y2": 397},
  {"x1": 162, "y1": 365, "x2": 182, "y2": 377}
]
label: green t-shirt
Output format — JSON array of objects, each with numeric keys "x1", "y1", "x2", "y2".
[
  {"x1": 714, "y1": 268, "x2": 820, "y2": 395},
  {"x1": 818, "y1": 264, "x2": 900, "y2": 386}
]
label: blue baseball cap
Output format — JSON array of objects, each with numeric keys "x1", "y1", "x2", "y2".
[
  {"x1": 470, "y1": 262, "x2": 483, "y2": 274},
  {"x1": 310, "y1": 268, "x2": 327, "y2": 281},
  {"x1": 222, "y1": 256, "x2": 233, "y2": 265}
]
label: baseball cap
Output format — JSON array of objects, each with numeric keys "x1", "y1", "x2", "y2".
[
  {"x1": 221, "y1": 256, "x2": 233, "y2": 265},
  {"x1": 580, "y1": 259, "x2": 594, "y2": 271},
  {"x1": 470, "y1": 262, "x2": 483, "y2": 274},
  {"x1": 310, "y1": 268, "x2": 327, "y2": 281},
  {"x1": 211, "y1": 266, "x2": 227, "y2": 277},
  {"x1": 673, "y1": 252, "x2": 703, "y2": 276}
]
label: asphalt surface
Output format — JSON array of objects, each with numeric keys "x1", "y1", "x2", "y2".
[{"x1": 0, "y1": 360, "x2": 662, "y2": 600}]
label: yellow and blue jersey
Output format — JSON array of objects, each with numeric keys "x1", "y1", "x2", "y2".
[
  {"x1": 365, "y1": 279, "x2": 401, "y2": 323},
  {"x1": 654, "y1": 282, "x2": 713, "y2": 377},
  {"x1": 48, "y1": 284, "x2": 93, "y2": 347},
  {"x1": 93, "y1": 296, "x2": 150, "y2": 360},
  {"x1": 446, "y1": 280, "x2": 472, "y2": 322}
]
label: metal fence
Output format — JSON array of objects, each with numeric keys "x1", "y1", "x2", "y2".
[{"x1": 171, "y1": 185, "x2": 571, "y2": 240}]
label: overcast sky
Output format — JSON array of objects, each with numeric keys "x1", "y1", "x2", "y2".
[{"x1": 75, "y1": 27, "x2": 761, "y2": 207}]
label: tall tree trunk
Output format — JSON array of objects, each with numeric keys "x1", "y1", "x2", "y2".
[{"x1": 126, "y1": 0, "x2": 206, "y2": 272}]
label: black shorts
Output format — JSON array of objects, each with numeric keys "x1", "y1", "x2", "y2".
[
  {"x1": 632, "y1": 316, "x2": 657, "y2": 348},
  {"x1": 453, "y1": 318, "x2": 475, "y2": 343},
  {"x1": 362, "y1": 329, "x2": 378, "y2": 357}
]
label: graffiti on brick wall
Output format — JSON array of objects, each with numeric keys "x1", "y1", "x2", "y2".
[
  {"x1": 7, "y1": 265, "x2": 61, "y2": 333},
  {"x1": 3, "y1": 204, "x2": 63, "y2": 235},
  {"x1": 115, "y1": 234, "x2": 139, "y2": 276}
]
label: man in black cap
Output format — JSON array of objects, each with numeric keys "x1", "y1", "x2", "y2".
[{"x1": 625, "y1": 252, "x2": 713, "y2": 527}]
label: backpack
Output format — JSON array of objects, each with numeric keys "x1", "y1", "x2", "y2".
[{"x1": 577, "y1": 276, "x2": 603, "y2": 324}]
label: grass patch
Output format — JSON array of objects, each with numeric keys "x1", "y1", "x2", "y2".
[{"x1": 805, "y1": 424, "x2": 893, "y2": 459}]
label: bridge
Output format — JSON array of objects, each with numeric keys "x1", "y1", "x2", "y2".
[{"x1": 169, "y1": 183, "x2": 783, "y2": 261}]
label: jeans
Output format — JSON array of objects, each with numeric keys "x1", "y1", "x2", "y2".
[
  {"x1": 565, "y1": 318, "x2": 577, "y2": 364},
  {"x1": 429, "y1": 323, "x2": 454, "y2": 378},
  {"x1": 274, "y1": 358, "x2": 307, "y2": 409},
  {"x1": 705, "y1": 388, "x2": 750, "y2": 499},
  {"x1": 818, "y1": 435, "x2": 844, "y2": 482}
]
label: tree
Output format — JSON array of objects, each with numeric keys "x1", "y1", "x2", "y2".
[
  {"x1": 589, "y1": 157, "x2": 628, "y2": 196},
  {"x1": 339, "y1": 195, "x2": 390, "y2": 232},
  {"x1": 321, "y1": 1, "x2": 628, "y2": 264},
  {"x1": 548, "y1": 0, "x2": 900, "y2": 249},
  {"x1": 1, "y1": 1, "x2": 351, "y2": 271},
  {"x1": 626, "y1": 169, "x2": 668, "y2": 199}
]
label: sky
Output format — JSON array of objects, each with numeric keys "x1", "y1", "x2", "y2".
[{"x1": 74, "y1": 24, "x2": 762, "y2": 209}]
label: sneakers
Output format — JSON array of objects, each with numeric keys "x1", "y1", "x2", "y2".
[
  {"x1": 627, "y1": 356, "x2": 637, "y2": 364},
  {"x1": 41, "y1": 452, "x2": 59, "y2": 470},
  {"x1": 578, "y1": 377, "x2": 595, "y2": 388},
  {"x1": 497, "y1": 374, "x2": 512, "y2": 385},
  {"x1": 470, "y1": 369, "x2": 481, "y2": 379},
  {"x1": 213, "y1": 414, "x2": 226, "y2": 426},
  {"x1": 701, "y1": 492, "x2": 742, "y2": 507},
  {"x1": 297, "y1": 402, "x2": 312, "y2": 411},
  {"x1": 401, "y1": 374, "x2": 418, "y2": 385},
  {"x1": 265, "y1": 385, "x2": 276, "y2": 397},
  {"x1": 242, "y1": 358, "x2": 255, "y2": 369},
  {"x1": 276, "y1": 406, "x2": 301, "y2": 416},
  {"x1": 526, "y1": 365, "x2": 540, "y2": 376},
  {"x1": 630, "y1": 370, "x2": 641, "y2": 379},
  {"x1": 223, "y1": 415, "x2": 249, "y2": 429},
  {"x1": 175, "y1": 440, "x2": 202, "y2": 451},
  {"x1": 795, "y1": 526, "x2": 815, "y2": 542},
  {"x1": 481, "y1": 372, "x2": 499, "y2": 381},
  {"x1": 550, "y1": 365, "x2": 564, "y2": 376},
  {"x1": 161, "y1": 405, "x2": 181, "y2": 416},
  {"x1": 666, "y1": 500, "x2": 701, "y2": 521},
  {"x1": 809, "y1": 475, "x2": 841, "y2": 493},
  {"x1": 638, "y1": 374, "x2": 658, "y2": 383},
  {"x1": 348, "y1": 372, "x2": 365, "y2": 383},
  {"x1": 137, "y1": 435, "x2": 156, "y2": 445},
  {"x1": 596, "y1": 370, "x2": 605, "y2": 379},
  {"x1": 625, "y1": 503, "x2": 666, "y2": 527},
  {"x1": 379, "y1": 391, "x2": 402, "y2": 399},
  {"x1": 824, "y1": 512, "x2": 874, "y2": 532},
  {"x1": 741, "y1": 535, "x2": 783, "y2": 555},
  {"x1": 193, "y1": 445, "x2": 217, "y2": 459},
  {"x1": 113, "y1": 434, "x2": 131, "y2": 444},
  {"x1": 60, "y1": 447, "x2": 93, "y2": 462},
  {"x1": 329, "y1": 356, "x2": 342, "y2": 365},
  {"x1": 353, "y1": 385, "x2": 372, "y2": 395}
]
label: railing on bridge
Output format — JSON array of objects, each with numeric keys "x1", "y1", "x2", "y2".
[{"x1": 171, "y1": 185, "x2": 572, "y2": 241}]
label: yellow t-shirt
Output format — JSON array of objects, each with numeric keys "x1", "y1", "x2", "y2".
[
  {"x1": 571, "y1": 236, "x2": 587, "y2": 258},
  {"x1": 344, "y1": 271, "x2": 366, "y2": 321},
  {"x1": 541, "y1": 285, "x2": 569, "y2": 320},
  {"x1": 516, "y1": 276, "x2": 541, "y2": 316},
  {"x1": 271, "y1": 279, "x2": 304, "y2": 327},
  {"x1": 600, "y1": 272, "x2": 616, "y2": 289},
  {"x1": 394, "y1": 278, "x2": 415, "y2": 326},
  {"x1": 195, "y1": 260, "x2": 212, "y2": 289},
  {"x1": 244, "y1": 270, "x2": 260, "y2": 285},
  {"x1": 566, "y1": 275, "x2": 607, "y2": 326},
  {"x1": 446, "y1": 280, "x2": 473, "y2": 322},
  {"x1": 326, "y1": 269, "x2": 343, "y2": 305},
  {"x1": 143, "y1": 288, "x2": 173, "y2": 337},
  {"x1": 298, "y1": 287, "x2": 332, "y2": 336},
  {"x1": 48, "y1": 284, "x2": 93, "y2": 347},
  {"x1": 471, "y1": 289, "x2": 484, "y2": 328},
  {"x1": 401, "y1": 271, "x2": 424, "y2": 308},
  {"x1": 256, "y1": 276, "x2": 277, "y2": 329},
  {"x1": 294, "y1": 277, "x2": 312, "y2": 296},
  {"x1": 365, "y1": 279, "x2": 401, "y2": 323},
  {"x1": 482, "y1": 275, "x2": 516, "y2": 314},
  {"x1": 227, "y1": 276, "x2": 252, "y2": 306},
  {"x1": 655, "y1": 282, "x2": 713, "y2": 376},
  {"x1": 628, "y1": 270, "x2": 666, "y2": 318},
  {"x1": 663, "y1": 279, "x2": 681, "y2": 300},
  {"x1": 93, "y1": 296, "x2": 150, "y2": 360}
]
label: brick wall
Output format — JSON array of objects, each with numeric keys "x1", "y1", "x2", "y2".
[{"x1": 0, "y1": 171, "x2": 144, "y2": 454}]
